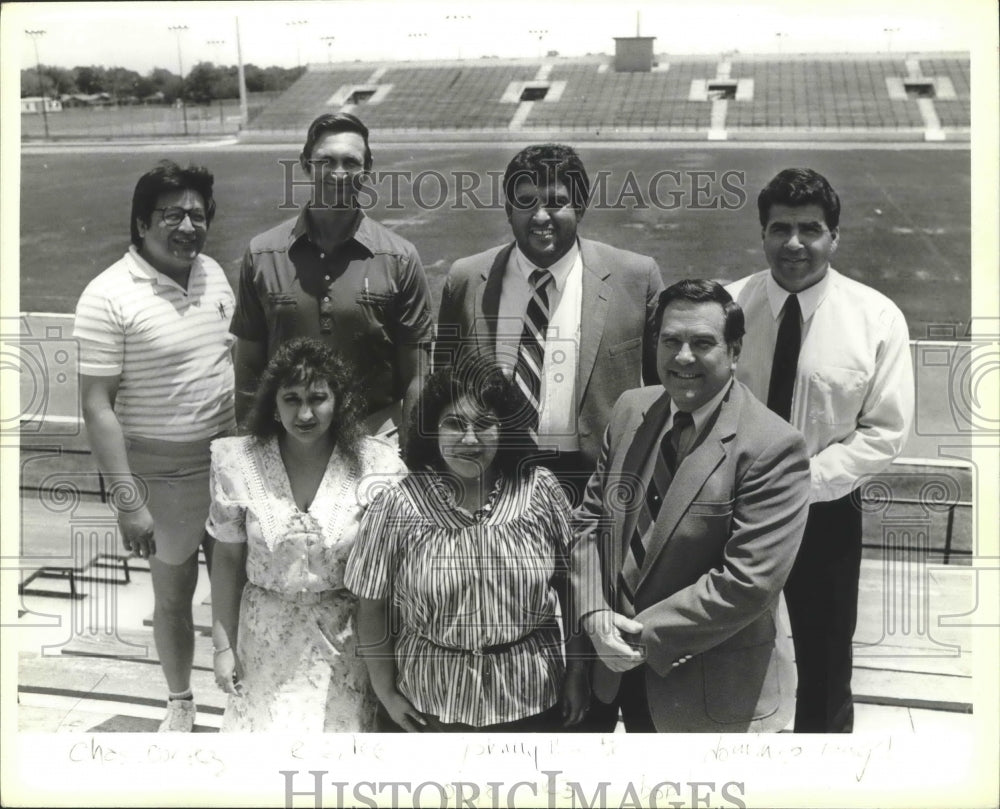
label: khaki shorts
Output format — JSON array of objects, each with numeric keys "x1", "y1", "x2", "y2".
[{"x1": 124, "y1": 434, "x2": 215, "y2": 565}]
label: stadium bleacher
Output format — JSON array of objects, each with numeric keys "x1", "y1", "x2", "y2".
[{"x1": 239, "y1": 53, "x2": 971, "y2": 139}]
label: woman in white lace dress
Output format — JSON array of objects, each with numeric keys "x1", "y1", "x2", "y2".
[{"x1": 207, "y1": 338, "x2": 405, "y2": 732}]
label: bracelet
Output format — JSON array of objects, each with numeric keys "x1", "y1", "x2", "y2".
[{"x1": 213, "y1": 646, "x2": 231, "y2": 655}]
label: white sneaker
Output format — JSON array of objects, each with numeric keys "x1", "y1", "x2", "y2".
[{"x1": 158, "y1": 698, "x2": 196, "y2": 732}]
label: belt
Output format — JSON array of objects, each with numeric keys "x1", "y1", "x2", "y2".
[
  {"x1": 421, "y1": 620, "x2": 560, "y2": 656},
  {"x1": 272, "y1": 589, "x2": 350, "y2": 605}
]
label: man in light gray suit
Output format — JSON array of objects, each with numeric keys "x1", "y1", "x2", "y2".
[{"x1": 571, "y1": 280, "x2": 810, "y2": 732}]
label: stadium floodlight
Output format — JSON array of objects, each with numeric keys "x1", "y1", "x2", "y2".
[
  {"x1": 168, "y1": 24, "x2": 190, "y2": 136},
  {"x1": 321, "y1": 36, "x2": 336, "y2": 65},
  {"x1": 25, "y1": 29, "x2": 50, "y2": 139},
  {"x1": 286, "y1": 20, "x2": 309, "y2": 69},
  {"x1": 529, "y1": 28, "x2": 549, "y2": 59}
]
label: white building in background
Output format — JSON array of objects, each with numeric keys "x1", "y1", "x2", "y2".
[{"x1": 20, "y1": 96, "x2": 63, "y2": 114}]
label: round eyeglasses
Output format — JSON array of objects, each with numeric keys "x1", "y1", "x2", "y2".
[
  {"x1": 437, "y1": 415, "x2": 500, "y2": 435},
  {"x1": 153, "y1": 207, "x2": 208, "y2": 228}
]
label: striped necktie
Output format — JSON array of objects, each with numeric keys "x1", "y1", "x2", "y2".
[
  {"x1": 767, "y1": 293, "x2": 801, "y2": 422},
  {"x1": 513, "y1": 268, "x2": 554, "y2": 438},
  {"x1": 618, "y1": 410, "x2": 694, "y2": 615}
]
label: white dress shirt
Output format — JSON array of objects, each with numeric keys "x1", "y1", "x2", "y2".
[
  {"x1": 726, "y1": 268, "x2": 914, "y2": 503},
  {"x1": 496, "y1": 243, "x2": 583, "y2": 452},
  {"x1": 638, "y1": 380, "x2": 735, "y2": 486}
]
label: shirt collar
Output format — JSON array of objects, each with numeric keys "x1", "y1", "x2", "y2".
[
  {"x1": 513, "y1": 240, "x2": 581, "y2": 293},
  {"x1": 125, "y1": 245, "x2": 198, "y2": 291},
  {"x1": 668, "y1": 377, "x2": 733, "y2": 438},
  {"x1": 290, "y1": 205, "x2": 374, "y2": 253},
  {"x1": 764, "y1": 266, "x2": 834, "y2": 323}
]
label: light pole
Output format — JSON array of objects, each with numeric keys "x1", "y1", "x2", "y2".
[
  {"x1": 206, "y1": 39, "x2": 227, "y2": 125},
  {"x1": 775, "y1": 32, "x2": 788, "y2": 56},
  {"x1": 883, "y1": 27, "x2": 900, "y2": 54},
  {"x1": 25, "y1": 29, "x2": 50, "y2": 139},
  {"x1": 168, "y1": 24, "x2": 189, "y2": 136},
  {"x1": 529, "y1": 28, "x2": 549, "y2": 59},
  {"x1": 235, "y1": 16, "x2": 248, "y2": 129},
  {"x1": 407, "y1": 32, "x2": 427, "y2": 60},
  {"x1": 444, "y1": 14, "x2": 471, "y2": 60},
  {"x1": 320, "y1": 35, "x2": 336, "y2": 65},
  {"x1": 286, "y1": 20, "x2": 308, "y2": 70}
]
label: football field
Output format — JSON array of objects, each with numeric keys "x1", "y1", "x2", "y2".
[
  {"x1": 20, "y1": 141, "x2": 970, "y2": 339},
  {"x1": 16, "y1": 141, "x2": 974, "y2": 463}
]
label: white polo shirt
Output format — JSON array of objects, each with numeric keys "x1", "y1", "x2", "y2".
[{"x1": 74, "y1": 246, "x2": 236, "y2": 441}]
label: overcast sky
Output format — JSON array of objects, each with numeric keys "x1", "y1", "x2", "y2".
[{"x1": 5, "y1": 0, "x2": 981, "y2": 74}]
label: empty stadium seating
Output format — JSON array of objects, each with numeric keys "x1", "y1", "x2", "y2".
[{"x1": 243, "y1": 54, "x2": 970, "y2": 137}]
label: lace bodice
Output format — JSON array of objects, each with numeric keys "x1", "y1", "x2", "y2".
[{"x1": 207, "y1": 435, "x2": 406, "y2": 596}]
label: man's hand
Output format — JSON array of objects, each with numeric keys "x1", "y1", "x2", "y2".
[
  {"x1": 118, "y1": 506, "x2": 156, "y2": 559},
  {"x1": 582, "y1": 609, "x2": 646, "y2": 672}
]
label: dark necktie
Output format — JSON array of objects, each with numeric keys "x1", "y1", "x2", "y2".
[
  {"x1": 767, "y1": 294, "x2": 801, "y2": 422},
  {"x1": 513, "y1": 268, "x2": 554, "y2": 438},
  {"x1": 618, "y1": 410, "x2": 694, "y2": 614}
]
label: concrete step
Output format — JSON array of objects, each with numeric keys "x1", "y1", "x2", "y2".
[{"x1": 18, "y1": 646, "x2": 226, "y2": 722}]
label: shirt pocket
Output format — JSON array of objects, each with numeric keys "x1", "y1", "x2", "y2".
[
  {"x1": 687, "y1": 498, "x2": 735, "y2": 517},
  {"x1": 608, "y1": 336, "x2": 641, "y2": 357},
  {"x1": 356, "y1": 290, "x2": 394, "y2": 308},
  {"x1": 806, "y1": 366, "x2": 868, "y2": 426}
]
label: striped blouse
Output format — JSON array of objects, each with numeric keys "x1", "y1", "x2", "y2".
[
  {"x1": 74, "y1": 247, "x2": 236, "y2": 441},
  {"x1": 344, "y1": 465, "x2": 572, "y2": 726}
]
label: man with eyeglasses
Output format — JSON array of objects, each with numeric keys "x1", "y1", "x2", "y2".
[
  {"x1": 230, "y1": 112, "x2": 434, "y2": 439},
  {"x1": 75, "y1": 160, "x2": 236, "y2": 732}
]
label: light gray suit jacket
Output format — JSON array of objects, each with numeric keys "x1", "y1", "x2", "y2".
[
  {"x1": 571, "y1": 381, "x2": 810, "y2": 732},
  {"x1": 435, "y1": 238, "x2": 664, "y2": 471}
]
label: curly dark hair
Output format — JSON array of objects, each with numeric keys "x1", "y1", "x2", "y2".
[
  {"x1": 502, "y1": 143, "x2": 590, "y2": 218},
  {"x1": 404, "y1": 356, "x2": 536, "y2": 479},
  {"x1": 757, "y1": 167, "x2": 841, "y2": 230},
  {"x1": 245, "y1": 338, "x2": 365, "y2": 470},
  {"x1": 130, "y1": 160, "x2": 216, "y2": 248}
]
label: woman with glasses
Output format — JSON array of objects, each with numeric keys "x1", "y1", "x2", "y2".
[
  {"x1": 74, "y1": 160, "x2": 235, "y2": 732},
  {"x1": 345, "y1": 357, "x2": 589, "y2": 731},
  {"x1": 207, "y1": 338, "x2": 405, "y2": 732}
]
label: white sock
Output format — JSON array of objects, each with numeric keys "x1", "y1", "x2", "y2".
[{"x1": 168, "y1": 689, "x2": 193, "y2": 702}]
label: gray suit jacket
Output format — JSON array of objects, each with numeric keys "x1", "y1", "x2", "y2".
[
  {"x1": 436, "y1": 238, "x2": 664, "y2": 470},
  {"x1": 571, "y1": 381, "x2": 810, "y2": 732}
]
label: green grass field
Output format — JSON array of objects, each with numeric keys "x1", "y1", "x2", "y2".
[{"x1": 20, "y1": 144, "x2": 970, "y2": 340}]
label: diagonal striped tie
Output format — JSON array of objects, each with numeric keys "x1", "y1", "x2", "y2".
[
  {"x1": 513, "y1": 268, "x2": 554, "y2": 438},
  {"x1": 618, "y1": 410, "x2": 693, "y2": 615}
]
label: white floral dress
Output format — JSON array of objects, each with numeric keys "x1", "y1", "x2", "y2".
[{"x1": 207, "y1": 434, "x2": 405, "y2": 732}]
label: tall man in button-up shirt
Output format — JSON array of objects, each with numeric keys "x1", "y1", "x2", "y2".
[
  {"x1": 231, "y1": 113, "x2": 435, "y2": 436},
  {"x1": 726, "y1": 168, "x2": 915, "y2": 733}
]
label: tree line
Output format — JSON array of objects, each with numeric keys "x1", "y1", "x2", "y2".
[{"x1": 20, "y1": 62, "x2": 306, "y2": 104}]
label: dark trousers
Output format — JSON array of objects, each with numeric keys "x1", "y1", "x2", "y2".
[
  {"x1": 535, "y1": 450, "x2": 622, "y2": 733},
  {"x1": 375, "y1": 700, "x2": 564, "y2": 732},
  {"x1": 784, "y1": 492, "x2": 863, "y2": 733},
  {"x1": 617, "y1": 666, "x2": 656, "y2": 732}
]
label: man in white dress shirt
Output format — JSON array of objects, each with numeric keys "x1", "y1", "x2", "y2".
[{"x1": 726, "y1": 167, "x2": 914, "y2": 732}]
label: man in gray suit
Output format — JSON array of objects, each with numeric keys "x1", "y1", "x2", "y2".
[
  {"x1": 436, "y1": 143, "x2": 665, "y2": 502},
  {"x1": 435, "y1": 143, "x2": 664, "y2": 730},
  {"x1": 571, "y1": 280, "x2": 810, "y2": 732}
]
